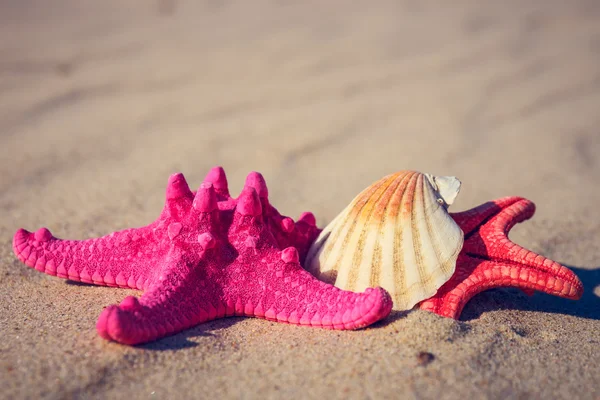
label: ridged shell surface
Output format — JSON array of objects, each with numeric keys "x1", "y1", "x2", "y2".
[{"x1": 305, "y1": 171, "x2": 464, "y2": 311}]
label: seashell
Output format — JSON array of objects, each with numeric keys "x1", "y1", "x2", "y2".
[{"x1": 305, "y1": 171, "x2": 464, "y2": 311}]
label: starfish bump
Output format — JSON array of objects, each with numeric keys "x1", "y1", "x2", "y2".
[
  {"x1": 418, "y1": 197, "x2": 584, "y2": 319},
  {"x1": 13, "y1": 167, "x2": 393, "y2": 345}
]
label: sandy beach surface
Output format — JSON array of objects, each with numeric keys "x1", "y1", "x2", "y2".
[{"x1": 1, "y1": 1, "x2": 599, "y2": 398}]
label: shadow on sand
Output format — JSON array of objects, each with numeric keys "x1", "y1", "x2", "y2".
[{"x1": 137, "y1": 317, "x2": 244, "y2": 351}]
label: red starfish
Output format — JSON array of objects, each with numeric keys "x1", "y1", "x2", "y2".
[
  {"x1": 12, "y1": 167, "x2": 392, "y2": 345},
  {"x1": 418, "y1": 197, "x2": 584, "y2": 319}
]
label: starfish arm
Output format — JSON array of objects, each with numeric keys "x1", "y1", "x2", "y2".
[
  {"x1": 12, "y1": 226, "x2": 160, "y2": 289},
  {"x1": 10, "y1": 172, "x2": 200, "y2": 288},
  {"x1": 450, "y1": 196, "x2": 528, "y2": 237},
  {"x1": 460, "y1": 198, "x2": 584, "y2": 289},
  {"x1": 419, "y1": 256, "x2": 583, "y2": 319},
  {"x1": 223, "y1": 246, "x2": 393, "y2": 331},
  {"x1": 96, "y1": 245, "x2": 215, "y2": 345}
]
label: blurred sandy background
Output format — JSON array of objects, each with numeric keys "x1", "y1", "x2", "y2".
[{"x1": 1, "y1": 0, "x2": 599, "y2": 399}]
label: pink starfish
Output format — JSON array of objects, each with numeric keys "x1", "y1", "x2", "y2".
[
  {"x1": 13, "y1": 167, "x2": 392, "y2": 345},
  {"x1": 418, "y1": 197, "x2": 584, "y2": 319}
]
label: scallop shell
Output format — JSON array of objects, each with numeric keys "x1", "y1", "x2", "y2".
[{"x1": 305, "y1": 171, "x2": 464, "y2": 311}]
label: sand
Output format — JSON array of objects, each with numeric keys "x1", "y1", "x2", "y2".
[{"x1": 1, "y1": 0, "x2": 599, "y2": 398}]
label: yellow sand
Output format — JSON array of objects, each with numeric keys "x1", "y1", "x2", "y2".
[{"x1": 1, "y1": 1, "x2": 599, "y2": 398}]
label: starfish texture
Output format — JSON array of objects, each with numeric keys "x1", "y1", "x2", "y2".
[
  {"x1": 418, "y1": 197, "x2": 584, "y2": 319},
  {"x1": 13, "y1": 167, "x2": 392, "y2": 345}
]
